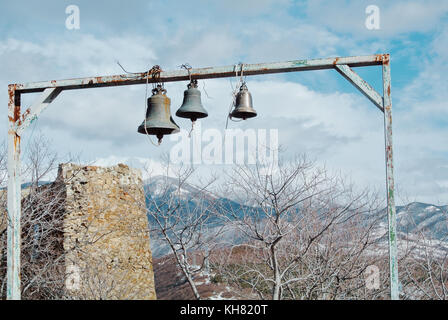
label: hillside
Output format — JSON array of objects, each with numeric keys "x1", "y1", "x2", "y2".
[
  {"x1": 145, "y1": 177, "x2": 448, "y2": 255},
  {"x1": 153, "y1": 253, "x2": 237, "y2": 300}
]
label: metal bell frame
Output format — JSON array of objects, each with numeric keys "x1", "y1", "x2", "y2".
[{"x1": 6, "y1": 54, "x2": 399, "y2": 300}]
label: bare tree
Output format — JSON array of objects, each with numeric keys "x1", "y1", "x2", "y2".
[
  {"x1": 1, "y1": 134, "x2": 157, "y2": 300},
  {"x1": 399, "y1": 203, "x2": 448, "y2": 300},
  {"x1": 0, "y1": 134, "x2": 108, "y2": 299},
  {"x1": 0, "y1": 134, "x2": 68, "y2": 299},
  {"x1": 142, "y1": 161, "x2": 223, "y2": 300},
  {"x1": 212, "y1": 155, "x2": 389, "y2": 300},
  {"x1": 0, "y1": 142, "x2": 9, "y2": 296}
]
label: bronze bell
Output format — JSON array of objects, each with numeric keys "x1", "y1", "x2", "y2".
[
  {"x1": 176, "y1": 79, "x2": 208, "y2": 122},
  {"x1": 138, "y1": 85, "x2": 180, "y2": 144},
  {"x1": 230, "y1": 82, "x2": 257, "y2": 120}
]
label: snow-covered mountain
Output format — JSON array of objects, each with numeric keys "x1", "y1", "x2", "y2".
[
  {"x1": 396, "y1": 202, "x2": 448, "y2": 240},
  {"x1": 144, "y1": 176, "x2": 208, "y2": 199},
  {"x1": 375, "y1": 202, "x2": 448, "y2": 241},
  {"x1": 144, "y1": 176, "x2": 251, "y2": 258},
  {"x1": 144, "y1": 177, "x2": 448, "y2": 257}
]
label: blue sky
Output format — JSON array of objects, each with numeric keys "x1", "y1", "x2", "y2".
[{"x1": 0, "y1": 0, "x2": 447, "y2": 204}]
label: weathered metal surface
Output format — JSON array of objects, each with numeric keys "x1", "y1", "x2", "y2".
[
  {"x1": 176, "y1": 80, "x2": 208, "y2": 122},
  {"x1": 15, "y1": 87, "x2": 61, "y2": 135},
  {"x1": 382, "y1": 55, "x2": 399, "y2": 300},
  {"x1": 13, "y1": 55, "x2": 385, "y2": 94},
  {"x1": 7, "y1": 85, "x2": 22, "y2": 300},
  {"x1": 230, "y1": 82, "x2": 257, "y2": 120},
  {"x1": 137, "y1": 86, "x2": 180, "y2": 143},
  {"x1": 334, "y1": 64, "x2": 384, "y2": 112}
]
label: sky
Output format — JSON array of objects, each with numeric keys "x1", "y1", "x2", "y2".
[{"x1": 0, "y1": 0, "x2": 447, "y2": 205}]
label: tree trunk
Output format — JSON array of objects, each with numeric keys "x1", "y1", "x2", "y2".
[{"x1": 271, "y1": 245, "x2": 281, "y2": 300}]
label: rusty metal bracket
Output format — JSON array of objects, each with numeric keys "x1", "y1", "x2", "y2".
[
  {"x1": 334, "y1": 64, "x2": 384, "y2": 112},
  {"x1": 15, "y1": 88, "x2": 62, "y2": 136},
  {"x1": 6, "y1": 53, "x2": 399, "y2": 300}
]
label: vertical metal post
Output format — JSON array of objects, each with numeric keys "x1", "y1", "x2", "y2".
[
  {"x1": 7, "y1": 85, "x2": 22, "y2": 300},
  {"x1": 382, "y1": 55, "x2": 399, "y2": 300}
]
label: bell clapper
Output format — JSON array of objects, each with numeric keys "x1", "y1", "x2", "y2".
[
  {"x1": 188, "y1": 119, "x2": 196, "y2": 138},
  {"x1": 144, "y1": 123, "x2": 162, "y2": 147}
]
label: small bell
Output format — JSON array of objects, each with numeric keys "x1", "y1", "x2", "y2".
[
  {"x1": 176, "y1": 79, "x2": 208, "y2": 122},
  {"x1": 138, "y1": 85, "x2": 180, "y2": 144},
  {"x1": 230, "y1": 82, "x2": 257, "y2": 120}
]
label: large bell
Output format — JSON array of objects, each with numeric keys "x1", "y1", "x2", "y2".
[
  {"x1": 138, "y1": 85, "x2": 180, "y2": 144},
  {"x1": 176, "y1": 79, "x2": 208, "y2": 122},
  {"x1": 230, "y1": 82, "x2": 257, "y2": 120}
]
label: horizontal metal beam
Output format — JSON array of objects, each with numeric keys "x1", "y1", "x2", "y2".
[
  {"x1": 335, "y1": 64, "x2": 384, "y2": 112},
  {"x1": 13, "y1": 54, "x2": 387, "y2": 94}
]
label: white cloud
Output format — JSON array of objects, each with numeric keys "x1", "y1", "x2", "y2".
[
  {"x1": 0, "y1": 1, "x2": 447, "y2": 205},
  {"x1": 305, "y1": 0, "x2": 448, "y2": 37},
  {"x1": 0, "y1": 34, "x2": 158, "y2": 80},
  {"x1": 92, "y1": 156, "x2": 171, "y2": 180}
]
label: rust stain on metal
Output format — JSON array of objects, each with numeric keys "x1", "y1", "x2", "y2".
[
  {"x1": 13, "y1": 105, "x2": 20, "y2": 122},
  {"x1": 375, "y1": 53, "x2": 389, "y2": 63},
  {"x1": 8, "y1": 85, "x2": 16, "y2": 117},
  {"x1": 109, "y1": 76, "x2": 129, "y2": 84},
  {"x1": 10, "y1": 86, "x2": 21, "y2": 124},
  {"x1": 8, "y1": 87, "x2": 14, "y2": 103},
  {"x1": 8, "y1": 85, "x2": 24, "y2": 131},
  {"x1": 12, "y1": 103, "x2": 22, "y2": 127},
  {"x1": 13, "y1": 134, "x2": 20, "y2": 150},
  {"x1": 20, "y1": 108, "x2": 31, "y2": 125},
  {"x1": 140, "y1": 71, "x2": 150, "y2": 78},
  {"x1": 333, "y1": 57, "x2": 340, "y2": 65}
]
